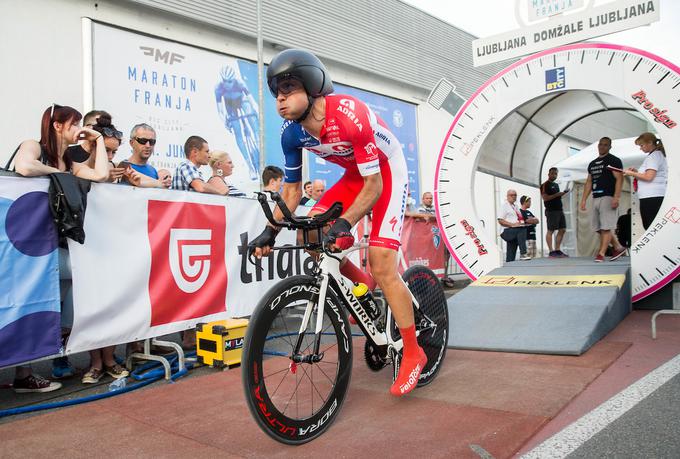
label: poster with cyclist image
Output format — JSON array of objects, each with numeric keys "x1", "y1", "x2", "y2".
[
  {"x1": 92, "y1": 22, "x2": 420, "y2": 196},
  {"x1": 92, "y1": 23, "x2": 264, "y2": 194}
]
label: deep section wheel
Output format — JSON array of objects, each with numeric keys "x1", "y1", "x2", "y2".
[{"x1": 242, "y1": 275, "x2": 352, "y2": 444}]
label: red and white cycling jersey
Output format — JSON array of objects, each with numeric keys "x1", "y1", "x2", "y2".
[{"x1": 281, "y1": 94, "x2": 409, "y2": 250}]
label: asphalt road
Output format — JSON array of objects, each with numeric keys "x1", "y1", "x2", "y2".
[{"x1": 568, "y1": 373, "x2": 680, "y2": 459}]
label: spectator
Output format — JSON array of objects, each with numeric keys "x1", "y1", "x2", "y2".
[
  {"x1": 158, "y1": 168, "x2": 172, "y2": 185},
  {"x1": 406, "y1": 191, "x2": 435, "y2": 222},
  {"x1": 300, "y1": 180, "x2": 313, "y2": 205},
  {"x1": 304, "y1": 179, "x2": 325, "y2": 207},
  {"x1": 497, "y1": 189, "x2": 531, "y2": 262},
  {"x1": 624, "y1": 132, "x2": 668, "y2": 229},
  {"x1": 208, "y1": 150, "x2": 246, "y2": 197},
  {"x1": 262, "y1": 165, "x2": 284, "y2": 193},
  {"x1": 541, "y1": 167, "x2": 569, "y2": 258},
  {"x1": 79, "y1": 113, "x2": 132, "y2": 383},
  {"x1": 89, "y1": 113, "x2": 131, "y2": 183},
  {"x1": 579, "y1": 137, "x2": 627, "y2": 262},
  {"x1": 417, "y1": 192, "x2": 435, "y2": 214},
  {"x1": 65, "y1": 109, "x2": 109, "y2": 164},
  {"x1": 118, "y1": 123, "x2": 170, "y2": 188},
  {"x1": 519, "y1": 196, "x2": 539, "y2": 258},
  {"x1": 172, "y1": 136, "x2": 223, "y2": 194},
  {"x1": 12, "y1": 104, "x2": 109, "y2": 392},
  {"x1": 616, "y1": 208, "x2": 632, "y2": 249}
]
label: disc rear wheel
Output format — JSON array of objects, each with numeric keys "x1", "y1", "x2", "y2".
[{"x1": 402, "y1": 266, "x2": 448, "y2": 387}]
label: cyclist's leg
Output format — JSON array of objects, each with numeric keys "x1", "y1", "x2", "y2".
[
  {"x1": 304, "y1": 174, "x2": 375, "y2": 290},
  {"x1": 368, "y1": 155, "x2": 426, "y2": 396}
]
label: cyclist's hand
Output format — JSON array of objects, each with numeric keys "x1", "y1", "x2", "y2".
[
  {"x1": 249, "y1": 226, "x2": 278, "y2": 259},
  {"x1": 324, "y1": 218, "x2": 354, "y2": 252}
]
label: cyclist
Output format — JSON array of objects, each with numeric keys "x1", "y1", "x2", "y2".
[
  {"x1": 250, "y1": 49, "x2": 426, "y2": 397},
  {"x1": 215, "y1": 65, "x2": 260, "y2": 180}
]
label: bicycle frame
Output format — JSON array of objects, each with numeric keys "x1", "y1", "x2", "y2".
[{"x1": 293, "y1": 242, "x2": 423, "y2": 362}]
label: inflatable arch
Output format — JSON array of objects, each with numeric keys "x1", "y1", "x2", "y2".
[{"x1": 434, "y1": 43, "x2": 679, "y2": 301}]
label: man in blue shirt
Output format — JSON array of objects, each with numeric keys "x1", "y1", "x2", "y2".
[{"x1": 119, "y1": 123, "x2": 170, "y2": 188}]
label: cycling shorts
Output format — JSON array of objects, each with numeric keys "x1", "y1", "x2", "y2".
[{"x1": 311, "y1": 153, "x2": 408, "y2": 251}]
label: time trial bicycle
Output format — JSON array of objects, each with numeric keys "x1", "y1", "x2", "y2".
[{"x1": 241, "y1": 192, "x2": 449, "y2": 444}]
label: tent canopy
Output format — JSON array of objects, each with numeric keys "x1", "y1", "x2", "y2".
[
  {"x1": 477, "y1": 89, "x2": 648, "y2": 187},
  {"x1": 553, "y1": 137, "x2": 647, "y2": 183}
]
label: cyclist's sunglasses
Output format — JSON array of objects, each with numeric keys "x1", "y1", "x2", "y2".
[
  {"x1": 134, "y1": 137, "x2": 156, "y2": 146},
  {"x1": 268, "y1": 76, "x2": 304, "y2": 97},
  {"x1": 100, "y1": 127, "x2": 123, "y2": 140}
]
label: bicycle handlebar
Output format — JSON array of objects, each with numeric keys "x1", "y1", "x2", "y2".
[{"x1": 255, "y1": 191, "x2": 342, "y2": 231}]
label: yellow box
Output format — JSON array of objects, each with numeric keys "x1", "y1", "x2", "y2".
[{"x1": 196, "y1": 319, "x2": 249, "y2": 368}]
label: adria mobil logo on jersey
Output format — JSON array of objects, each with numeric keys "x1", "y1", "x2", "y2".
[{"x1": 147, "y1": 200, "x2": 227, "y2": 326}]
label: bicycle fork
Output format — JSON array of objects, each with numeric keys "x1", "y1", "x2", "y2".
[{"x1": 290, "y1": 272, "x2": 332, "y2": 365}]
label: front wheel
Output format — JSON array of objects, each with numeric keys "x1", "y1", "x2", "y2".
[
  {"x1": 241, "y1": 275, "x2": 353, "y2": 445},
  {"x1": 402, "y1": 266, "x2": 448, "y2": 387}
]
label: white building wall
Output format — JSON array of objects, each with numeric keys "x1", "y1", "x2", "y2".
[{"x1": 0, "y1": 0, "x2": 429, "y2": 169}]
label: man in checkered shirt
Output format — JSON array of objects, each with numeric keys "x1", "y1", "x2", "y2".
[{"x1": 172, "y1": 135, "x2": 224, "y2": 194}]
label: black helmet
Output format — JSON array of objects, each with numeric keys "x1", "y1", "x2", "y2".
[{"x1": 267, "y1": 49, "x2": 333, "y2": 98}]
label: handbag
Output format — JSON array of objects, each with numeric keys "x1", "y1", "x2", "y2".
[
  {"x1": 48, "y1": 173, "x2": 91, "y2": 245},
  {"x1": 500, "y1": 228, "x2": 514, "y2": 242}
]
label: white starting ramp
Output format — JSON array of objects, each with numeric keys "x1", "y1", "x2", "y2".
[{"x1": 447, "y1": 257, "x2": 631, "y2": 355}]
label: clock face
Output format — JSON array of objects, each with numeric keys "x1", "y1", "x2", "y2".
[{"x1": 434, "y1": 42, "x2": 679, "y2": 302}]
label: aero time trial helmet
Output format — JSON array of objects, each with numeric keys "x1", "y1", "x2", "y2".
[{"x1": 266, "y1": 49, "x2": 333, "y2": 98}]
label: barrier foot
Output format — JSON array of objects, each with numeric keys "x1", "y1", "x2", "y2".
[
  {"x1": 651, "y1": 309, "x2": 680, "y2": 339},
  {"x1": 125, "y1": 338, "x2": 185, "y2": 380}
]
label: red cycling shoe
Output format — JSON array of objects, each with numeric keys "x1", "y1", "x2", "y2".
[{"x1": 390, "y1": 346, "x2": 427, "y2": 397}]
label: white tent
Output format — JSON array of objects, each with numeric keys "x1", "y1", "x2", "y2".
[{"x1": 553, "y1": 137, "x2": 647, "y2": 183}]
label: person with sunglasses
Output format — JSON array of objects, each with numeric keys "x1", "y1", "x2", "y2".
[
  {"x1": 10, "y1": 104, "x2": 110, "y2": 393},
  {"x1": 118, "y1": 123, "x2": 170, "y2": 188},
  {"x1": 251, "y1": 49, "x2": 426, "y2": 397},
  {"x1": 65, "y1": 109, "x2": 110, "y2": 164}
]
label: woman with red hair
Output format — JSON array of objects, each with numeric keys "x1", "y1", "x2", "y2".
[
  {"x1": 10, "y1": 104, "x2": 110, "y2": 393},
  {"x1": 15, "y1": 104, "x2": 109, "y2": 180}
]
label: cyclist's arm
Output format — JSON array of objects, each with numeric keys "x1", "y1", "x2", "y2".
[
  {"x1": 215, "y1": 86, "x2": 225, "y2": 119},
  {"x1": 271, "y1": 122, "x2": 305, "y2": 225},
  {"x1": 268, "y1": 181, "x2": 302, "y2": 228},
  {"x1": 341, "y1": 173, "x2": 381, "y2": 226},
  {"x1": 335, "y1": 98, "x2": 386, "y2": 225}
]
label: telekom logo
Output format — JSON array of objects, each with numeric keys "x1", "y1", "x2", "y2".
[{"x1": 169, "y1": 228, "x2": 212, "y2": 293}]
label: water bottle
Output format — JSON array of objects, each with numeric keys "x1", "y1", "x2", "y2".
[
  {"x1": 108, "y1": 377, "x2": 127, "y2": 392},
  {"x1": 352, "y1": 283, "x2": 381, "y2": 321}
]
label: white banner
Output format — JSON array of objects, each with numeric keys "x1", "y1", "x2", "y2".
[
  {"x1": 92, "y1": 22, "x2": 261, "y2": 191},
  {"x1": 66, "y1": 184, "x2": 314, "y2": 353},
  {"x1": 473, "y1": 0, "x2": 660, "y2": 66}
]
